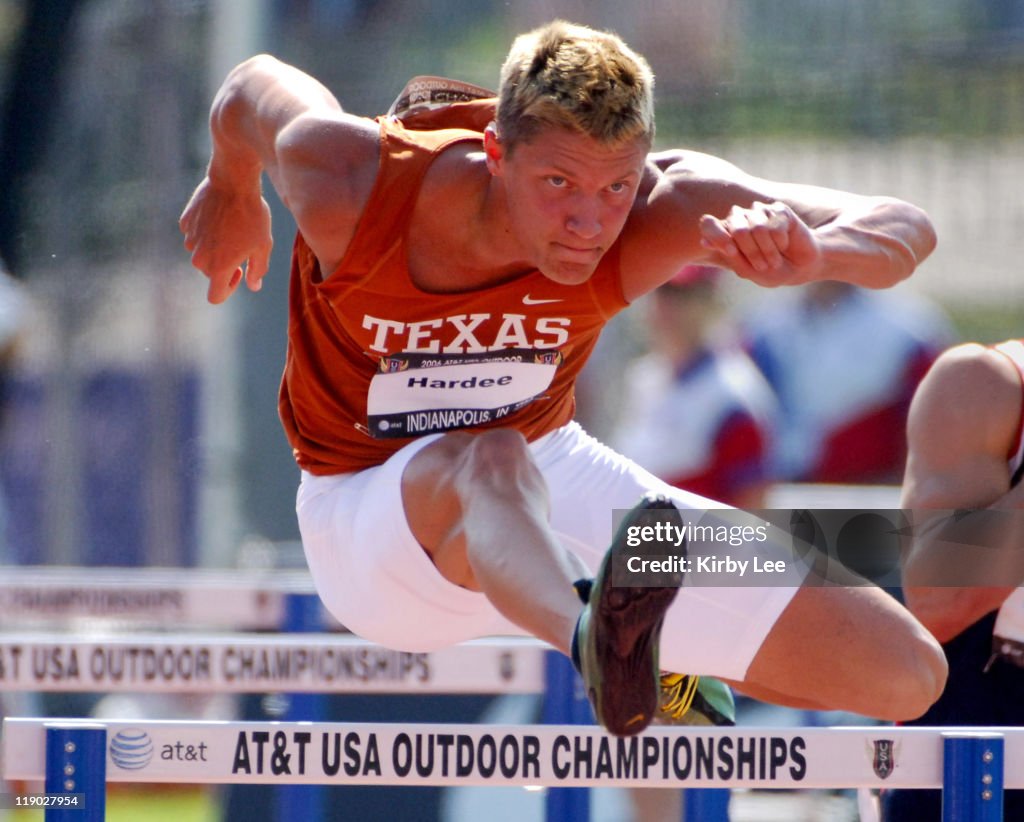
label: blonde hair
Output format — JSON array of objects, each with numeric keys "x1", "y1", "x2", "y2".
[{"x1": 496, "y1": 20, "x2": 655, "y2": 150}]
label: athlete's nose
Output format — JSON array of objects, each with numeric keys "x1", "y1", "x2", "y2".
[{"x1": 565, "y1": 196, "x2": 602, "y2": 240}]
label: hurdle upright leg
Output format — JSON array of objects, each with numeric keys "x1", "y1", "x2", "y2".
[
  {"x1": 275, "y1": 592, "x2": 328, "y2": 822},
  {"x1": 44, "y1": 724, "x2": 105, "y2": 822},
  {"x1": 542, "y1": 651, "x2": 591, "y2": 821},
  {"x1": 942, "y1": 731, "x2": 1004, "y2": 822},
  {"x1": 683, "y1": 783, "x2": 731, "y2": 820}
]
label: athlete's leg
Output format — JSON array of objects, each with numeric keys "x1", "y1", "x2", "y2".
[
  {"x1": 401, "y1": 428, "x2": 587, "y2": 654},
  {"x1": 392, "y1": 422, "x2": 945, "y2": 722},
  {"x1": 533, "y1": 424, "x2": 947, "y2": 721},
  {"x1": 403, "y1": 427, "x2": 682, "y2": 735},
  {"x1": 735, "y1": 573, "x2": 948, "y2": 721}
]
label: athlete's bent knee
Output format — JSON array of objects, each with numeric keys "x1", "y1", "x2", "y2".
[
  {"x1": 904, "y1": 633, "x2": 948, "y2": 717},
  {"x1": 878, "y1": 630, "x2": 948, "y2": 720},
  {"x1": 456, "y1": 429, "x2": 539, "y2": 494},
  {"x1": 464, "y1": 428, "x2": 530, "y2": 465}
]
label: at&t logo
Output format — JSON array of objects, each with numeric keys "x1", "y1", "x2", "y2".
[{"x1": 109, "y1": 728, "x2": 154, "y2": 770}]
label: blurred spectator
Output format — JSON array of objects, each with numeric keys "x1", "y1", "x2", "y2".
[
  {"x1": 611, "y1": 265, "x2": 778, "y2": 509},
  {"x1": 741, "y1": 281, "x2": 955, "y2": 485}
]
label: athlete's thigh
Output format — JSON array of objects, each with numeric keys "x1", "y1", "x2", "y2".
[
  {"x1": 534, "y1": 422, "x2": 725, "y2": 572},
  {"x1": 534, "y1": 423, "x2": 800, "y2": 678},
  {"x1": 296, "y1": 436, "x2": 526, "y2": 651}
]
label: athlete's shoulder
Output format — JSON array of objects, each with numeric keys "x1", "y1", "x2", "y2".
[
  {"x1": 910, "y1": 342, "x2": 1021, "y2": 455},
  {"x1": 275, "y1": 110, "x2": 381, "y2": 259},
  {"x1": 928, "y1": 341, "x2": 1018, "y2": 394},
  {"x1": 634, "y1": 149, "x2": 749, "y2": 207},
  {"x1": 645, "y1": 148, "x2": 746, "y2": 178}
]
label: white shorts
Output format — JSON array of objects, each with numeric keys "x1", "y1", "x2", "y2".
[{"x1": 297, "y1": 421, "x2": 800, "y2": 680}]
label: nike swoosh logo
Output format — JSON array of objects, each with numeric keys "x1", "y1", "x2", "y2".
[{"x1": 522, "y1": 294, "x2": 564, "y2": 305}]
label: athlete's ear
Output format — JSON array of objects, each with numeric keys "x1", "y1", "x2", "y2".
[{"x1": 483, "y1": 124, "x2": 504, "y2": 175}]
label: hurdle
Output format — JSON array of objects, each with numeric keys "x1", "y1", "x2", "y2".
[
  {"x1": 0, "y1": 565, "x2": 330, "y2": 631},
  {"x1": 0, "y1": 500, "x2": 937, "y2": 822},
  {"x1": 5, "y1": 632, "x2": 715, "y2": 819},
  {"x1": 2, "y1": 719, "x2": 1016, "y2": 821},
  {"x1": 0, "y1": 563, "x2": 741, "y2": 820},
  {"x1": 0, "y1": 633, "x2": 548, "y2": 695},
  {"x1": 0, "y1": 566, "x2": 621, "y2": 821}
]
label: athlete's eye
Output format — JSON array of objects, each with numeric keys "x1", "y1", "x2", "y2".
[
  {"x1": 608, "y1": 181, "x2": 628, "y2": 194},
  {"x1": 547, "y1": 176, "x2": 567, "y2": 188}
]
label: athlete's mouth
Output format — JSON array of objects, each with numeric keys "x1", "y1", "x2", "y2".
[{"x1": 553, "y1": 243, "x2": 601, "y2": 260}]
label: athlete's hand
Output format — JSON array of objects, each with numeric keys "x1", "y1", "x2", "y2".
[
  {"x1": 179, "y1": 176, "x2": 272, "y2": 304},
  {"x1": 698, "y1": 201, "x2": 822, "y2": 287}
]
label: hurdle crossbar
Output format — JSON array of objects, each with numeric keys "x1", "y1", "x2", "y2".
[
  {"x1": 0, "y1": 566, "x2": 325, "y2": 630},
  {"x1": 0, "y1": 633, "x2": 547, "y2": 694},
  {"x1": 2, "y1": 719, "x2": 1017, "y2": 790}
]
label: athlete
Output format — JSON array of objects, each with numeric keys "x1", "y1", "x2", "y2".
[
  {"x1": 180, "y1": 20, "x2": 946, "y2": 736},
  {"x1": 883, "y1": 339, "x2": 1024, "y2": 818}
]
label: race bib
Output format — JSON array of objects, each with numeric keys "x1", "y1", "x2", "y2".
[{"x1": 366, "y1": 351, "x2": 558, "y2": 439}]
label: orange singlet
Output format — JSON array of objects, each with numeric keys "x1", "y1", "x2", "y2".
[{"x1": 279, "y1": 101, "x2": 629, "y2": 475}]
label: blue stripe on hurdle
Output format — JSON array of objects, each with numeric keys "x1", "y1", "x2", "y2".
[
  {"x1": 943, "y1": 732, "x2": 1004, "y2": 822},
  {"x1": 275, "y1": 592, "x2": 328, "y2": 822},
  {"x1": 685, "y1": 784, "x2": 731, "y2": 820},
  {"x1": 44, "y1": 724, "x2": 106, "y2": 822},
  {"x1": 541, "y1": 651, "x2": 730, "y2": 822},
  {"x1": 542, "y1": 651, "x2": 591, "y2": 820}
]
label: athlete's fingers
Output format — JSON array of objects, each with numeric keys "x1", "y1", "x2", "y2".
[
  {"x1": 207, "y1": 266, "x2": 243, "y2": 305},
  {"x1": 699, "y1": 214, "x2": 739, "y2": 258},
  {"x1": 722, "y1": 206, "x2": 775, "y2": 271},
  {"x1": 179, "y1": 193, "x2": 204, "y2": 251},
  {"x1": 743, "y1": 202, "x2": 789, "y2": 268},
  {"x1": 764, "y1": 201, "x2": 794, "y2": 254},
  {"x1": 703, "y1": 203, "x2": 792, "y2": 271},
  {"x1": 245, "y1": 243, "x2": 271, "y2": 292}
]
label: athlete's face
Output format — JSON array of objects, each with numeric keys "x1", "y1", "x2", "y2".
[{"x1": 486, "y1": 125, "x2": 648, "y2": 285}]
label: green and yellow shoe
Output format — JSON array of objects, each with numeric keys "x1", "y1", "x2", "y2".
[
  {"x1": 657, "y1": 673, "x2": 736, "y2": 726},
  {"x1": 576, "y1": 494, "x2": 683, "y2": 737}
]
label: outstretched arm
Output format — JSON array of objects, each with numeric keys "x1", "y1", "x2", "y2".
[
  {"x1": 899, "y1": 343, "x2": 1024, "y2": 643},
  {"x1": 179, "y1": 54, "x2": 379, "y2": 303},
  {"x1": 621, "y1": 150, "x2": 937, "y2": 300}
]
